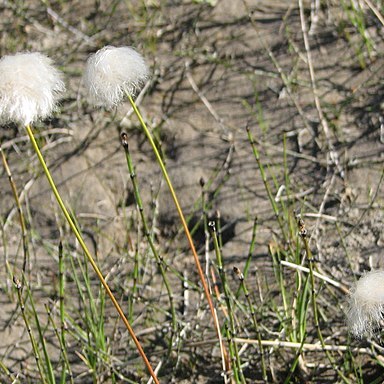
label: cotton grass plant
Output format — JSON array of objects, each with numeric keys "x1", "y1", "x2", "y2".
[
  {"x1": 0, "y1": 52, "x2": 64, "y2": 276},
  {"x1": 84, "y1": 45, "x2": 223, "y2": 358},
  {"x1": 0, "y1": 51, "x2": 159, "y2": 384},
  {"x1": 346, "y1": 270, "x2": 384, "y2": 338}
]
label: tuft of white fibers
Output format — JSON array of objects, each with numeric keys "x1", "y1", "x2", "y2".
[
  {"x1": 0, "y1": 52, "x2": 65, "y2": 125},
  {"x1": 346, "y1": 270, "x2": 384, "y2": 338},
  {"x1": 83, "y1": 46, "x2": 149, "y2": 108}
]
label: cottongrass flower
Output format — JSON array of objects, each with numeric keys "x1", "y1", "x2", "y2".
[
  {"x1": 83, "y1": 46, "x2": 149, "y2": 108},
  {"x1": 346, "y1": 270, "x2": 384, "y2": 338},
  {"x1": 0, "y1": 52, "x2": 65, "y2": 125}
]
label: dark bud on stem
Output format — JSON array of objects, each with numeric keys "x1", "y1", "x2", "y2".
[
  {"x1": 295, "y1": 212, "x2": 308, "y2": 238},
  {"x1": 233, "y1": 266, "x2": 244, "y2": 281},
  {"x1": 120, "y1": 132, "x2": 129, "y2": 149},
  {"x1": 13, "y1": 275, "x2": 22, "y2": 289},
  {"x1": 199, "y1": 177, "x2": 205, "y2": 188}
]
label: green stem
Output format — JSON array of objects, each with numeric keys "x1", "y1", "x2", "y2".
[
  {"x1": 0, "y1": 359, "x2": 18, "y2": 384},
  {"x1": 0, "y1": 147, "x2": 30, "y2": 275},
  {"x1": 13, "y1": 276, "x2": 47, "y2": 384},
  {"x1": 209, "y1": 220, "x2": 245, "y2": 384},
  {"x1": 121, "y1": 132, "x2": 177, "y2": 350},
  {"x1": 297, "y1": 215, "x2": 350, "y2": 384},
  {"x1": 246, "y1": 125, "x2": 288, "y2": 241},
  {"x1": 126, "y1": 94, "x2": 220, "y2": 342},
  {"x1": 25, "y1": 280, "x2": 55, "y2": 384},
  {"x1": 58, "y1": 242, "x2": 73, "y2": 384},
  {"x1": 45, "y1": 303, "x2": 73, "y2": 384},
  {"x1": 129, "y1": 231, "x2": 140, "y2": 323},
  {"x1": 235, "y1": 216, "x2": 258, "y2": 299},
  {"x1": 25, "y1": 124, "x2": 159, "y2": 384},
  {"x1": 234, "y1": 266, "x2": 267, "y2": 382}
]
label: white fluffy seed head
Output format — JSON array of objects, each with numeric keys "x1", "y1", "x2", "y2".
[
  {"x1": 346, "y1": 270, "x2": 384, "y2": 338},
  {"x1": 83, "y1": 46, "x2": 150, "y2": 108},
  {"x1": 0, "y1": 52, "x2": 65, "y2": 125}
]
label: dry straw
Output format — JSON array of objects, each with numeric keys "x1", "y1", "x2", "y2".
[
  {"x1": 83, "y1": 45, "x2": 149, "y2": 108},
  {"x1": 346, "y1": 269, "x2": 384, "y2": 337},
  {"x1": 0, "y1": 52, "x2": 65, "y2": 124}
]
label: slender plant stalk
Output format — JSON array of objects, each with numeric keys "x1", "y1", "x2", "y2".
[
  {"x1": 0, "y1": 359, "x2": 18, "y2": 384},
  {"x1": 243, "y1": 216, "x2": 258, "y2": 280},
  {"x1": 121, "y1": 132, "x2": 177, "y2": 349},
  {"x1": 246, "y1": 125, "x2": 289, "y2": 242},
  {"x1": 68, "y1": 247, "x2": 111, "y2": 380},
  {"x1": 209, "y1": 266, "x2": 232, "y2": 383},
  {"x1": 224, "y1": 323, "x2": 240, "y2": 383},
  {"x1": 235, "y1": 216, "x2": 258, "y2": 299},
  {"x1": 58, "y1": 242, "x2": 66, "y2": 383},
  {"x1": 282, "y1": 335, "x2": 308, "y2": 384},
  {"x1": 200, "y1": 178, "x2": 210, "y2": 278},
  {"x1": 0, "y1": 147, "x2": 30, "y2": 274},
  {"x1": 13, "y1": 276, "x2": 47, "y2": 384},
  {"x1": 201, "y1": 182, "x2": 230, "y2": 380},
  {"x1": 126, "y1": 94, "x2": 221, "y2": 343},
  {"x1": 216, "y1": 210, "x2": 224, "y2": 251},
  {"x1": 58, "y1": 242, "x2": 73, "y2": 384},
  {"x1": 268, "y1": 244, "x2": 289, "y2": 326},
  {"x1": 25, "y1": 281, "x2": 56, "y2": 384},
  {"x1": 209, "y1": 266, "x2": 233, "y2": 384},
  {"x1": 209, "y1": 220, "x2": 245, "y2": 384},
  {"x1": 284, "y1": 268, "x2": 309, "y2": 384},
  {"x1": 129, "y1": 227, "x2": 140, "y2": 323},
  {"x1": 45, "y1": 303, "x2": 74, "y2": 384},
  {"x1": 362, "y1": 0, "x2": 384, "y2": 26},
  {"x1": 233, "y1": 266, "x2": 267, "y2": 381},
  {"x1": 297, "y1": 215, "x2": 350, "y2": 384},
  {"x1": 69, "y1": 233, "x2": 110, "y2": 380},
  {"x1": 69, "y1": 250, "x2": 96, "y2": 334},
  {"x1": 24, "y1": 124, "x2": 160, "y2": 384}
]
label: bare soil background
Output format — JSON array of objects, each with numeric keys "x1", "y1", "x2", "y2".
[{"x1": 0, "y1": 0, "x2": 383, "y2": 382}]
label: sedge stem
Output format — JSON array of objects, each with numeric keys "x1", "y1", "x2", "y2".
[
  {"x1": 126, "y1": 94, "x2": 221, "y2": 343},
  {"x1": 25, "y1": 124, "x2": 160, "y2": 384}
]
